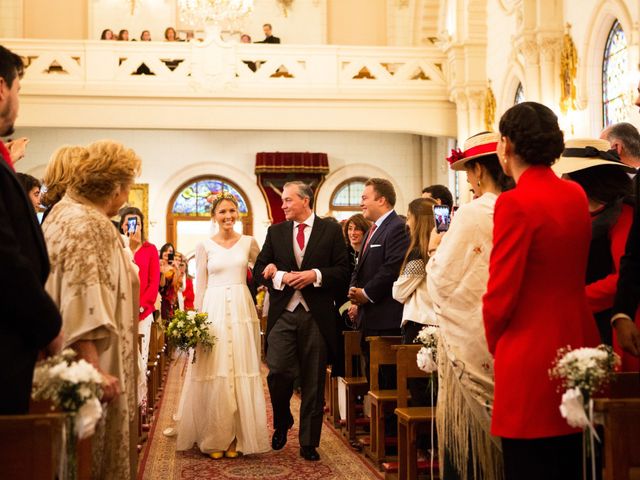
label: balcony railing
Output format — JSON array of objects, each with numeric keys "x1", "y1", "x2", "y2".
[{"x1": 2, "y1": 37, "x2": 449, "y2": 100}]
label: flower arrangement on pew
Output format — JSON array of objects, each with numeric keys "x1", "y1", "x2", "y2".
[
  {"x1": 549, "y1": 345, "x2": 620, "y2": 480},
  {"x1": 164, "y1": 309, "x2": 215, "y2": 363},
  {"x1": 415, "y1": 325, "x2": 439, "y2": 374},
  {"x1": 32, "y1": 349, "x2": 105, "y2": 480}
]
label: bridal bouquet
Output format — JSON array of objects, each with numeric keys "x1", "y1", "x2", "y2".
[
  {"x1": 165, "y1": 309, "x2": 215, "y2": 363},
  {"x1": 415, "y1": 325, "x2": 439, "y2": 374},
  {"x1": 549, "y1": 345, "x2": 620, "y2": 480},
  {"x1": 32, "y1": 348, "x2": 104, "y2": 440}
]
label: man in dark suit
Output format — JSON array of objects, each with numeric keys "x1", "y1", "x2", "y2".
[
  {"x1": 0, "y1": 45, "x2": 62, "y2": 414},
  {"x1": 348, "y1": 178, "x2": 409, "y2": 383},
  {"x1": 256, "y1": 23, "x2": 281, "y2": 44},
  {"x1": 254, "y1": 181, "x2": 349, "y2": 461}
]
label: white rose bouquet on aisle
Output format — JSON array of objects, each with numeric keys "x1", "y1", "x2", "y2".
[
  {"x1": 164, "y1": 309, "x2": 215, "y2": 363},
  {"x1": 32, "y1": 348, "x2": 104, "y2": 439},
  {"x1": 415, "y1": 325, "x2": 439, "y2": 374},
  {"x1": 549, "y1": 344, "x2": 620, "y2": 480}
]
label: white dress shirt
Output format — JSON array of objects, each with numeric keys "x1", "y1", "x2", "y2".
[{"x1": 273, "y1": 213, "x2": 323, "y2": 312}]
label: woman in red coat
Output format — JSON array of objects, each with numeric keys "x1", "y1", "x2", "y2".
[
  {"x1": 553, "y1": 138, "x2": 639, "y2": 371},
  {"x1": 482, "y1": 102, "x2": 600, "y2": 480}
]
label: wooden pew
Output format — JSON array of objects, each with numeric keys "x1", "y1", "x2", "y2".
[
  {"x1": 324, "y1": 365, "x2": 340, "y2": 427},
  {"x1": 594, "y1": 372, "x2": 640, "y2": 480},
  {"x1": 366, "y1": 335, "x2": 402, "y2": 465},
  {"x1": 0, "y1": 412, "x2": 91, "y2": 480},
  {"x1": 393, "y1": 344, "x2": 437, "y2": 480},
  {"x1": 339, "y1": 330, "x2": 369, "y2": 442}
]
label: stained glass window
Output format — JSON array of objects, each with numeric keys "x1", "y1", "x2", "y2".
[
  {"x1": 172, "y1": 179, "x2": 248, "y2": 217},
  {"x1": 331, "y1": 179, "x2": 366, "y2": 207},
  {"x1": 514, "y1": 82, "x2": 525, "y2": 105},
  {"x1": 602, "y1": 20, "x2": 628, "y2": 127}
]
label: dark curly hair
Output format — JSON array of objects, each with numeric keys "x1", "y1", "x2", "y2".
[
  {"x1": 464, "y1": 154, "x2": 515, "y2": 192},
  {"x1": 499, "y1": 102, "x2": 564, "y2": 167}
]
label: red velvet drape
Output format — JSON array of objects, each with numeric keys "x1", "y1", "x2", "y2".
[{"x1": 256, "y1": 152, "x2": 329, "y2": 224}]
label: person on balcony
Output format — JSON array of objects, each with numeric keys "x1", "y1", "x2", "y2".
[
  {"x1": 165, "y1": 27, "x2": 178, "y2": 42},
  {"x1": 118, "y1": 29, "x2": 129, "y2": 41},
  {"x1": 101, "y1": 29, "x2": 114, "y2": 40},
  {"x1": 140, "y1": 30, "x2": 151, "y2": 41},
  {"x1": 257, "y1": 23, "x2": 280, "y2": 44}
]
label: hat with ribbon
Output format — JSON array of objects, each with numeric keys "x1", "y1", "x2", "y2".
[
  {"x1": 446, "y1": 132, "x2": 500, "y2": 171},
  {"x1": 552, "y1": 138, "x2": 636, "y2": 175}
]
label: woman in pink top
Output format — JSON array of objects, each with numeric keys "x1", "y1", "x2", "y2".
[{"x1": 119, "y1": 207, "x2": 160, "y2": 368}]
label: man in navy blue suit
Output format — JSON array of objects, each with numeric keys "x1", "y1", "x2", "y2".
[{"x1": 348, "y1": 178, "x2": 409, "y2": 383}]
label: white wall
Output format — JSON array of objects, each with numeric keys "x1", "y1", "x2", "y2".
[
  {"x1": 14, "y1": 127, "x2": 431, "y2": 247},
  {"x1": 484, "y1": 0, "x2": 640, "y2": 137}
]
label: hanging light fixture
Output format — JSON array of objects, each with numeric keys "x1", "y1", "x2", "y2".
[{"x1": 178, "y1": 0, "x2": 254, "y2": 27}]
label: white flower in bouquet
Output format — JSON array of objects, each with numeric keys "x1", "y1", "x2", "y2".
[
  {"x1": 417, "y1": 346, "x2": 438, "y2": 374},
  {"x1": 75, "y1": 397, "x2": 102, "y2": 440},
  {"x1": 549, "y1": 345, "x2": 620, "y2": 396},
  {"x1": 415, "y1": 325, "x2": 439, "y2": 349},
  {"x1": 164, "y1": 309, "x2": 216, "y2": 363},
  {"x1": 187, "y1": 310, "x2": 197, "y2": 320},
  {"x1": 559, "y1": 387, "x2": 590, "y2": 429}
]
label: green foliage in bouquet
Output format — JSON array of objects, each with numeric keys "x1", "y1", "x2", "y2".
[{"x1": 165, "y1": 309, "x2": 216, "y2": 362}]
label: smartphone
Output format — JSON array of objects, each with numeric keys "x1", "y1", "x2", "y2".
[
  {"x1": 167, "y1": 252, "x2": 175, "y2": 264},
  {"x1": 433, "y1": 205, "x2": 451, "y2": 233},
  {"x1": 126, "y1": 216, "x2": 137, "y2": 234}
]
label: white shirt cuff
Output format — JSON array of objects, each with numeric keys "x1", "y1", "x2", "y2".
[
  {"x1": 273, "y1": 271, "x2": 286, "y2": 290},
  {"x1": 312, "y1": 268, "x2": 322, "y2": 287},
  {"x1": 363, "y1": 289, "x2": 373, "y2": 303},
  {"x1": 611, "y1": 313, "x2": 633, "y2": 326}
]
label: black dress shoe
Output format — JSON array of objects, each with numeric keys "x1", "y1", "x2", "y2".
[
  {"x1": 300, "y1": 446, "x2": 320, "y2": 461},
  {"x1": 271, "y1": 417, "x2": 294, "y2": 450}
]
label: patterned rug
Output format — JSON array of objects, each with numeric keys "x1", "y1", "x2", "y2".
[{"x1": 139, "y1": 355, "x2": 382, "y2": 480}]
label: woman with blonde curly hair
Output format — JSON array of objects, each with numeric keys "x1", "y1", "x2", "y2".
[
  {"x1": 40, "y1": 145, "x2": 88, "y2": 221},
  {"x1": 43, "y1": 140, "x2": 141, "y2": 480}
]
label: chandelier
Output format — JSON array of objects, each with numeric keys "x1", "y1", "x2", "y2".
[{"x1": 178, "y1": 0, "x2": 254, "y2": 26}]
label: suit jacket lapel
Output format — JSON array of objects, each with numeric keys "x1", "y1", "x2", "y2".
[
  {"x1": 301, "y1": 217, "x2": 325, "y2": 270},
  {"x1": 359, "y1": 210, "x2": 396, "y2": 265}
]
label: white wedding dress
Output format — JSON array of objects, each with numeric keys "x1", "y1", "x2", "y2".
[{"x1": 176, "y1": 235, "x2": 270, "y2": 454}]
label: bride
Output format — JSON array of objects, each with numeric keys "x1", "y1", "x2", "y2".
[{"x1": 175, "y1": 192, "x2": 270, "y2": 458}]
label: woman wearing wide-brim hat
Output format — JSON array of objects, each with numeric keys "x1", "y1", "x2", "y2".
[
  {"x1": 427, "y1": 131, "x2": 513, "y2": 480},
  {"x1": 554, "y1": 138, "x2": 638, "y2": 371}
]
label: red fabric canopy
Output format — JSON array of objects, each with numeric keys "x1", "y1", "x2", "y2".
[{"x1": 256, "y1": 152, "x2": 329, "y2": 174}]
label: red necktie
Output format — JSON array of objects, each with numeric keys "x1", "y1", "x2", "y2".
[
  {"x1": 296, "y1": 223, "x2": 306, "y2": 250},
  {"x1": 0, "y1": 142, "x2": 15, "y2": 171},
  {"x1": 362, "y1": 224, "x2": 378, "y2": 252}
]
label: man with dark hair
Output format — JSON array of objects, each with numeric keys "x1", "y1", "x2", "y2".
[
  {"x1": 349, "y1": 177, "x2": 409, "y2": 383},
  {"x1": 600, "y1": 122, "x2": 640, "y2": 168},
  {"x1": 422, "y1": 183, "x2": 454, "y2": 209},
  {"x1": 254, "y1": 181, "x2": 349, "y2": 461},
  {"x1": 0, "y1": 44, "x2": 62, "y2": 414},
  {"x1": 257, "y1": 23, "x2": 281, "y2": 44},
  {"x1": 16, "y1": 172, "x2": 41, "y2": 211}
]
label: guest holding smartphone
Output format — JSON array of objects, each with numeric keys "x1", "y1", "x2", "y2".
[
  {"x1": 159, "y1": 243, "x2": 180, "y2": 320},
  {"x1": 119, "y1": 207, "x2": 160, "y2": 371},
  {"x1": 483, "y1": 103, "x2": 600, "y2": 480}
]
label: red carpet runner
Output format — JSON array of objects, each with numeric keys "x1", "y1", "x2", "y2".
[{"x1": 139, "y1": 355, "x2": 382, "y2": 479}]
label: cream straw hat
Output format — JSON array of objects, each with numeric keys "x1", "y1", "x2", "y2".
[{"x1": 552, "y1": 138, "x2": 636, "y2": 175}]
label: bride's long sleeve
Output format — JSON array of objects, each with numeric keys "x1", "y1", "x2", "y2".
[
  {"x1": 248, "y1": 237, "x2": 261, "y2": 268},
  {"x1": 194, "y1": 242, "x2": 208, "y2": 312}
]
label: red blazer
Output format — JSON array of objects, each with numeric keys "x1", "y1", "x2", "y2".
[
  {"x1": 586, "y1": 204, "x2": 640, "y2": 371},
  {"x1": 133, "y1": 241, "x2": 160, "y2": 320},
  {"x1": 183, "y1": 276, "x2": 194, "y2": 311},
  {"x1": 483, "y1": 166, "x2": 600, "y2": 439}
]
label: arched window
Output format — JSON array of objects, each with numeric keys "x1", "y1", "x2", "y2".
[
  {"x1": 514, "y1": 82, "x2": 525, "y2": 105},
  {"x1": 602, "y1": 19, "x2": 628, "y2": 127},
  {"x1": 330, "y1": 178, "x2": 367, "y2": 221},
  {"x1": 166, "y1": 176, "x2": 252, "y2": 259}
]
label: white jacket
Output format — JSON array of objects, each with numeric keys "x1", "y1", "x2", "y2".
[{"x1": 392, "y1": 252, "x2": 436, "y2": 327}]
